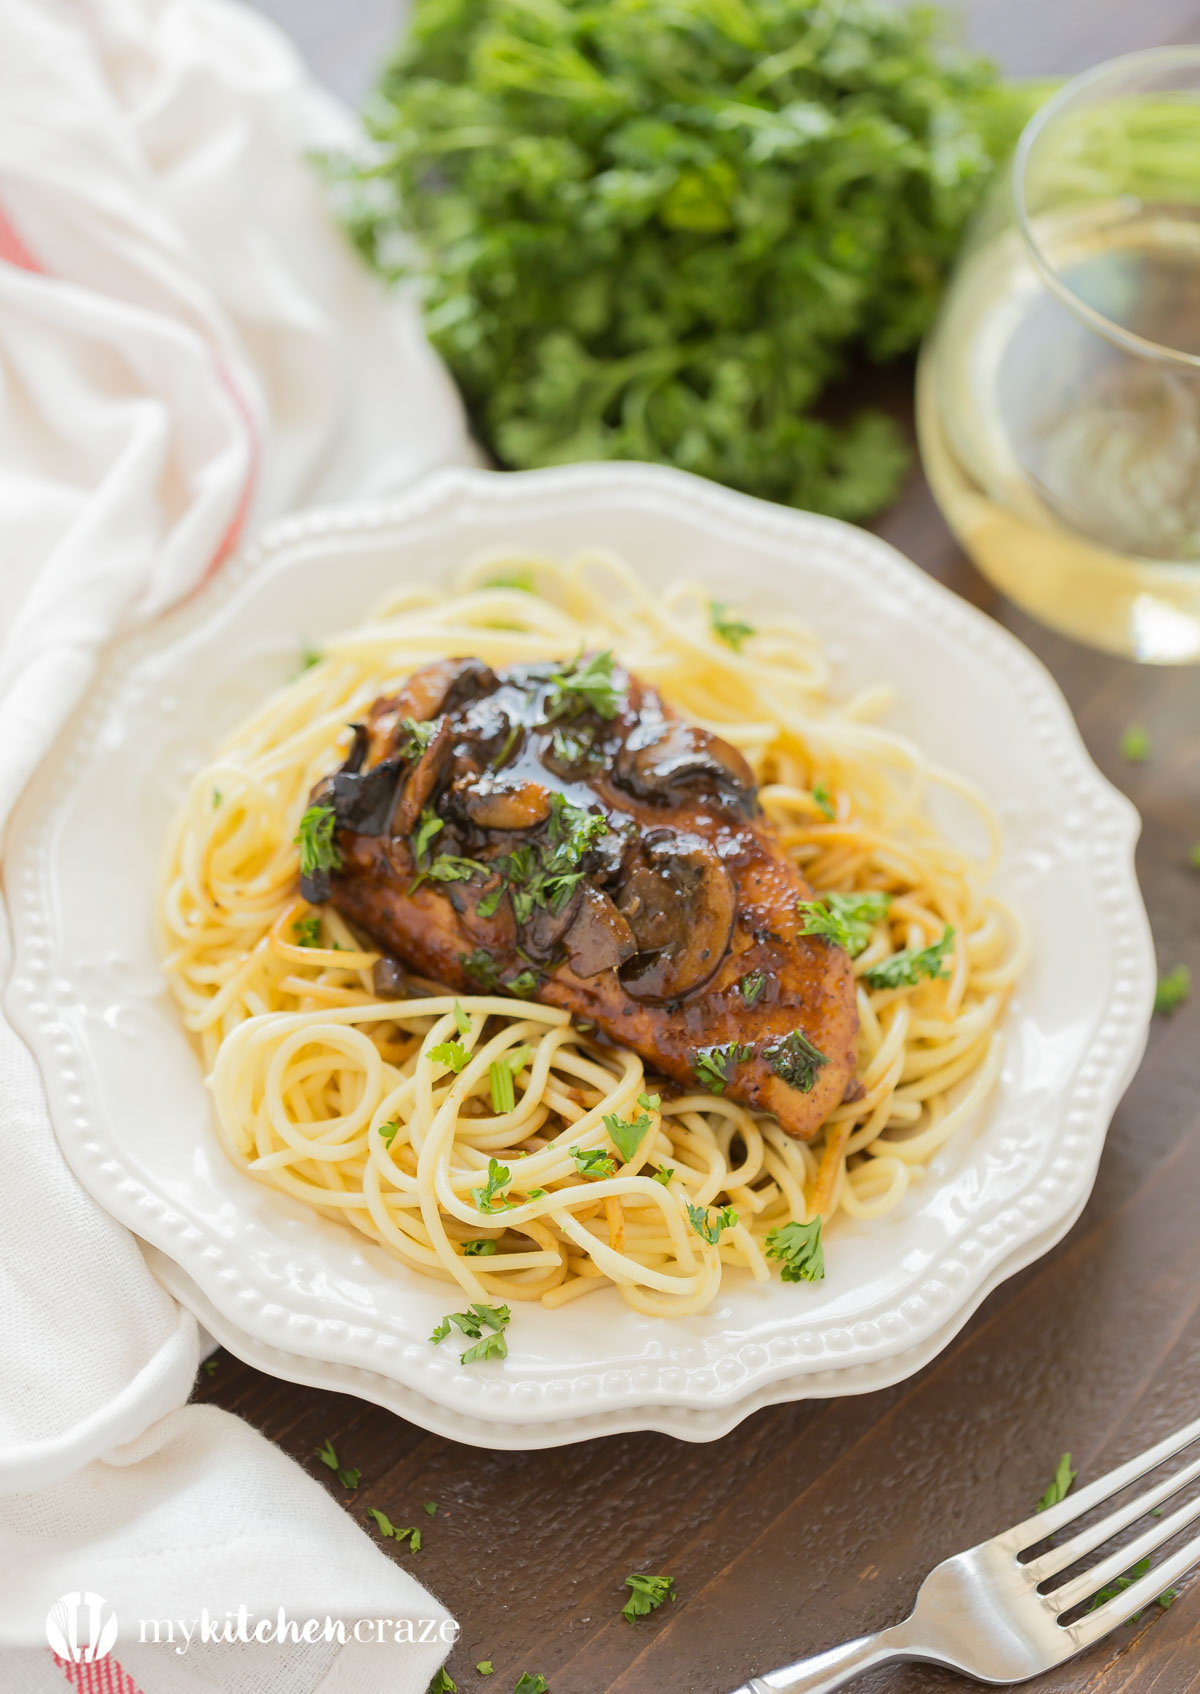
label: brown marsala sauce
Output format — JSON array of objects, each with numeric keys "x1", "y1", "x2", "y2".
[{"x1": 300, "y1": 654, "x2": 859, "y2": 1139}]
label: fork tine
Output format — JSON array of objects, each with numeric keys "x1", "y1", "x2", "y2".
[
  {"x1": 1010, "y1": 1411, "x2": 1200, "y2": 1550},
  {"x1": 1072, "y1": 1524, "x2": 1200, "y2": 1645},
  {"x1": 1026, "y1": 1445, "x2": 1200, "y2": 1582},
  {"x1": 1050, "y1": 1484, "x2": 1200, "y2": 1613}
]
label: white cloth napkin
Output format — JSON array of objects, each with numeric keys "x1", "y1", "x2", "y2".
[{"x1": 0, "y1": 1, "x2": 474, "y2": 1688}]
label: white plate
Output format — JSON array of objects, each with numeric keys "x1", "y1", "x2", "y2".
[{"x1": 6, "y1": 463, "x2": 1154, "y2": 1444}]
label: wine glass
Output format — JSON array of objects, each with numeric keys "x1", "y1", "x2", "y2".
[{"x1": 918, "y1": 48, "x2": 1200, "y2": 662}]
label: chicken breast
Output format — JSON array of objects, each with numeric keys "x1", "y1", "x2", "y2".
[{"x1": 301, "y1": 653, "x2": 859, "y2": 1138}]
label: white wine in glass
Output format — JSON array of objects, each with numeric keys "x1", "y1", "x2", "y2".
[{"x1": 918, "y1": 48, "x2": 1200, "y2": 662}]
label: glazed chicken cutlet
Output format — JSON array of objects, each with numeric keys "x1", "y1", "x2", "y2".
[{"x1": 300, "y1": 652, "x2": 859, "y2": 1138}]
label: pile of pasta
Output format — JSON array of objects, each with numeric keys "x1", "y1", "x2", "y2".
[{"x1": 160, "y1": 552, "x2": 1025, "y2": 1318}]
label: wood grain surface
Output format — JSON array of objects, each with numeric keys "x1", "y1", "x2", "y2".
[{"x1": 207, "y1": 4, "x2": 1200, "y2": 1689}]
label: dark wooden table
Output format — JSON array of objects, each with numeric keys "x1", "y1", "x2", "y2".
[{"x1": 206, "y1": 4, "x2": 1200, "y2": 1689}]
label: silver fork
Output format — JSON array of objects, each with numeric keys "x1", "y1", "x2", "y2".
[{"x1": 728, "y1": 1411, "x2": 1200, "y2": 1692}]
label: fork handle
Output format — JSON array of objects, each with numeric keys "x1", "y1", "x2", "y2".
[{"x1": 731, "y1": 1625, "x2": 913, "y2": 1694}]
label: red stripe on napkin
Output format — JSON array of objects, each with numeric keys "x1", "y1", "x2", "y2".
[
  {"x1": 51, "y1": 1651, "x2": 145, "y2": 1694},
  {"x1": 0, "y1": 203, "x2": 41, "y2": 272}
]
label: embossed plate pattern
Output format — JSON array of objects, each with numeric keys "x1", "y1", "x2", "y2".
[{"x1": 5, "y1": 464, "x2": 1155, "y2": 1441}]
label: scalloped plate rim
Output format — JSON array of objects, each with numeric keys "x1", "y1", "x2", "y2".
[{"x1": 5, "y1": 461, "x2": 1154, "y2": 1433}]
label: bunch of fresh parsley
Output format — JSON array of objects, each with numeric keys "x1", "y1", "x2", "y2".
[{"x1": 333, "y1": 0, "x2": 1037, "y2": 518}]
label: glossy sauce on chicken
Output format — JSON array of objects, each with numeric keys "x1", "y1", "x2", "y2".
[{"x1": 302, "y1": 653, "x2": 859, "y2": 1138}]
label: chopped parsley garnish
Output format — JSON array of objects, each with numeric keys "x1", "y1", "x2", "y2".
[
  {"x1": 709, "y1": 599, "x2": 754, "y2": 651},
  {"x1": 412, "y1": 806, "x2": 445, "y2": 863},
  {"x1": 638, "y1": 1091, "x2": 661, "y2": 1110},
  {"x1": 603, "y1": 1108, "x2": 652, "y2": 1162},
  {"x1": 1155, "y1": 965, "x2": 1191, "y2": 1014},
  {"x1": 812, "y1": 780, "x2": 835, "y2": 820},
  {"x1": 526, "y1": 1187, "x2": 548, "y2": 1199},
  {"x1": 431, "y1": 1301, "x2": 511, "y2": 1365},
  {"x1": 1190, "y1": 842, "x2": 1200, "y2": 870},
  {"x1": 864, "y1": 926, "x2": 955, "y2": 990},
  {"x1": 1088, "y1": 1556, "x2": 1175, "y2": 1619},
  {"x1": 513, "y1": 1677, "x2": 548, "y2": 1694},
  {"x1": 652, "y1": 1166, "x2": 674, "y2": 1185},
  {"x1": 428, "y1": 1668, "x2": 457, "y2": 1692},
  {"x1": 413, "y1": 851, "x2": 489, "y2": 893},
  {"x1": 1035, "y1": 1452, "x2": 1076, "y2": 1512},
  {"x1": 377, "y1": 1119, "x2": 400, "y2": 1147},
  {"x1": 484, "y1": 798, "x2": 606, "y2": 926},
  {"x1": 765, "y1": 1218, "x2": 824, "y2": 1283},
  {"x1": 475, "y1": 1662, "x2": 494, "y2": 1676},
  {"x1": 463, "y1": 1238, "x2": 499, "y2": 1256},
  {"x1": 454, "y1": 1000, "x2": 471, "y2": 1036},
  {"x1": 474, "y1": 1158, "x2": 513, "y2": 1212},
  {"x1": 763, "y1": 1029, "x2": 828, "y2": 1093},
  {"x1": 548, "y1": 791, "x2": 609, "y2": 858},
  {"x1": 299, "y1": 643, "x2": 321, "y2": 671},
  {"x1": 570, "y1": 1144, "x2": 617, "y2": 1178},
  {"x1": 429, "y1": 1040, "x2": 471, "y2": 1073},
  {"x1": 504, "y1": 969, "x2": 541, "y2": 998},
  {"x1": 798, "y1": 890, "x2": 892, "y2": 957},
  {"x1": 461, "y1": 1329, "x2": 508, "y2": 1365},
  {"x1": 485, "y1": 568, "x2": 535, "y2": 592},
  {"x1": 489, "y1": 1060, "x2": 516, "y2": 1114},
  {"x1": 295, "y1": 805, "x2": 341, "y2": 878},
  {"x1": 739, "y1": 970, "x2": 767, "y2": 1007},
  {"x1": 461, "y1": 949, "x2": 501, "y2": 989},
  {"x1": 292, "y1": 915, "x2": 322, "y2": 947},
  {"x1": 1119, "y1": 724, "x2": 1150, "y2": 763},
  {"x1": 686, "y1": 1201, "x2": 738, "y2": 1245},
  {"x1": 622, "y1": 1573, "x2": 676, "y2": 1622},
  {"x1": 544, "y1": 649, "x2": 621, "y2": 722},
  {"x1": 211, "y1": 788, "x2": 222, "y2": 808},
  {"x1": 368, "y1": 1507, "x2": 405, "y2": 1540},
  {"x1": 316, "y1": 1438, "x2": 360, "y2": 1491},
  {"x1": 692, "y1": 1042, "x2": 753, "y2": 1094},
  {"x1": 398, "y1": 717, "x2": 439, "y2": 758},
  {"x1": 201, "y1": 1356, "x2": 219, "y2": 1377},
  {"x1": 550, "y1": 724, "x2": 598, "y2": 768}
]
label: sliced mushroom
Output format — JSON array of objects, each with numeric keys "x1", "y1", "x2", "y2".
[
  {"x1": 449, "y1": 773, "x2": 553, "y2": 832},
  {"x1": 398, "y1": 657, "x2": 498, "y2": 721},
  {"x1": 616, "y1": 831, "x2": 736, "y2": 1002},
  {"x1": 614, "y1": 719, "x2": 756, "y2": 815},
  {"x1": 391, "y1": 718, "x2": 454, "y2": 838},
  {"x1": 373, "y1": 955, "x2": 409, "y2": 998},
  {"x1": 564, "y1": 886, "x2": 636, "y2": 978}
]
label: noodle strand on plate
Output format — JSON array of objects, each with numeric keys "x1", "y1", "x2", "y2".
[{"x1": 160, "y1": 552, "x2": 1024, "y2": 1317}]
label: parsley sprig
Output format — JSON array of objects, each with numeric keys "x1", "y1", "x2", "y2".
[
  {"x1": 570, "y1": 1144, "x2": 617, "y2": 1179},
  {"x1": 692, "y1": 1042, "x2": 753, "y2": 1095},
  {"x1": 544, "y1": 650, "x2": 622, "y2": 722},
  {"x1": 864, "y1": 926, "x2": 955, "y2": 990},
  {"x1": 603, "y1": 1107, "x2": 653, "y2": 1163},
  {"x1": 686, "y1": 1202, "x2": 738, "y2": 1245},
  {"x1": 1035, "y1": 1452, "x2": 1076, "y2": 1512},
  {"x1": 764, "y1": 1029, "x2": 828, "y2": 1093},
  {"x1": 295, "y1": 805, "x2": 341, "y2": 879},
  {"x1": 765, "y1": 1218, "x2": 824, "y2": 1283},
  {"x1": 709, "y1": 599, "x2": 754, "y2": 651},
  {"x1": 316, "y1": 1438, "x2": 360, "y2": 1491},
  {"x1": 1155, "y1": 965, "x2": 1191, "y2": 1014},
  {"x1": 430, "y1": 1301, "x2": 511, "y2": 1364},
  {"x1": 622, "y1": 1573, "x2": 676, "y2": 1622},
  {"x1": 798, "y1": 891, "x2": 892, "y2": 958}
]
